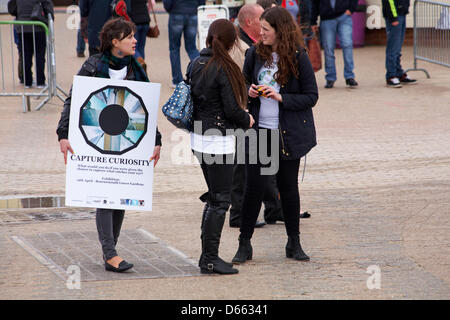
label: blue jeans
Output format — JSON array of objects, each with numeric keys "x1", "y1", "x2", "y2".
[
  {"x1": 134, "y1": 24, "x2": 150, "y2": 59},
  {"x1": 385, "y1": 15, "x2": 406, "y2": 79},
  {"x1": 168, "y1": 14, "x2": 200, "y2": 85},
  {"x1": 320, "y1": 13, "x2": 355, "y2": 82},
  {"x1": 76, "y1": 29, "x2": 85, "y2": 54}
]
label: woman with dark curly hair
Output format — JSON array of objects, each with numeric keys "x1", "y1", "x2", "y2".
[{"x1": 232, "y1": 6, "x2": 318, "y2": 264}]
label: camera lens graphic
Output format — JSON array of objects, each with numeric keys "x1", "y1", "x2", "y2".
[
  {"x1": 79, "y1": 86, "x2": 148, "y2": 155},
  {"x1": 99, "y1": 104, "x2": 130, "y2": 136}
]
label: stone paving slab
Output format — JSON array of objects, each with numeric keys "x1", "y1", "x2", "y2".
[{"x1": 11, "y1": 228, "x2": 201, "y2": 282}]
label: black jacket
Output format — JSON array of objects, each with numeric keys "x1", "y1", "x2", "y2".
[
  {"x1": 130, "y1": 0, "x2": 150, "y2": 25},
  {"x1": 188, "y1": 48, "x2": 251, "y2": 135},
  {"x1": 382, "y1": 0, "x2": 410, "y2": 22},
  {"x1": 311, "y1": 0, "x2": 358, "y2": 25},
  {"x1": 163, "y1": 0, "x2": 205, "y2": 15},
  {"x1": 79, "y1": 0, "x2": 132, "y2": 54},
  {"x1": 56, "y1": 54, "x2": 162, "y2": 146},
  {"x1": 8, "y1": 0, "x2": 54, "y2": 32},
  {"x1": 243, "y1": 46, "x2": 318, "y2": 160}
]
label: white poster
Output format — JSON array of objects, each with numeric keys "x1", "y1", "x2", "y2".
[
  {"x1": 65, "y1": 76, "x2": 161, "y2": 211},
  {"x1": 197, "y1": 5, "x2": 230, "y2": 50}
]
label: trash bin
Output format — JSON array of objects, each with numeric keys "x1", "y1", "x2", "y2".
[{"x1": 336, "y1": 0, "x2": 367, "y2": 48}]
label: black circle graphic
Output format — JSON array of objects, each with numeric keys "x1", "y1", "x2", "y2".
[{"x1": 99, "y1": 104, "x2": 129, "y2": 136}]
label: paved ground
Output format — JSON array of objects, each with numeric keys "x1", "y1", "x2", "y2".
[{"x1": 0, "y1": 7, "x2": 449, "y2": 299}]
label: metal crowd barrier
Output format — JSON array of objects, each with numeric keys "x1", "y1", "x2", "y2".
[
  {"x1": 406, "y1": 0, "x2": 450, "y2": 78},
  {"x1": 0, "y1": 15, "x2": 68, "y2": 112}
]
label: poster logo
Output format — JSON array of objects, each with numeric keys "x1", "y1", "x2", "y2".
[{"x1": 79, "y1": 86, "x2": 148, "y2": 155}]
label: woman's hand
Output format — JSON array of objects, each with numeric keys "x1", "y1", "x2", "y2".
[
  {"x1": 258, "y1": 85, "x2": 283, "y2": 102},
  {"x1": 59, "y1": 139, "x2": 74, "y2": 165},
  {"x1": 248, "y1": 113, "x2": 255, "y2": 128},
  {"x1": 150, "y1": 145, "x2": 161, "y2": 167},
  {"x1": 249, "y1": 84, "x2": 259, "y2": 98}
]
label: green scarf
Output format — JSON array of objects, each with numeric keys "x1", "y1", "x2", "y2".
[{"x1": 96, "y1": 51, "x2": 149, "y2": 82}]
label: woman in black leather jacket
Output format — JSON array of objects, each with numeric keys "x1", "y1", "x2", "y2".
[
  {"x1": 56, "y1": 18, "x2": 161, "y2": 273},
  {"x1": 188, "y1": 19, "x2": 254, "y2": 275},
  {"x1": 232, "y1": 6, "x2": 318, "y2": 264}
]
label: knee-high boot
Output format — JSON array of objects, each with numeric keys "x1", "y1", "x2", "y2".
[{"x1": 199, "y1": 192, "x2": 238, "y2": 275}]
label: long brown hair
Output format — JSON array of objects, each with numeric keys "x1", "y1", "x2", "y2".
[
  {"x1": 205, "y1": 19, "x2": 247, "y2": 109},
  {"x1": 256, "y1": 6, "x2": 304, "y2": 85}
]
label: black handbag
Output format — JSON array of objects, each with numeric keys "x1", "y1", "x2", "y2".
[{"x1": 30, "y1": 1, "x2": 48, "y2": 25}]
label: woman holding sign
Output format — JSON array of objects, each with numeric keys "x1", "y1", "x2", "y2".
[{"x1": 56, "y1": 18, "x2": 162, "y2": 273}]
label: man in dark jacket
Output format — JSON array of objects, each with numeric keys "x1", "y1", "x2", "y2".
[
  {"x1": 382, "y1": 0, "x2": 416, "y2": 87},
  {"x1": 163, "y1": 0, "x2": 205, "y2": 87},
  {"x1": 129, "y1": 0, "x2": 153, "y2": 61},
  {"x1": 311, "y1": 0, "x2": 358, "y2": 89},
  {"x1": 79, "y1": 0, "x2": 132, "y2": 56}
]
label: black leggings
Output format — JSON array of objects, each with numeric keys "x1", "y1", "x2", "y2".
[{"x1": 240, "y1": 129, "x2": 301, "y2": 239}]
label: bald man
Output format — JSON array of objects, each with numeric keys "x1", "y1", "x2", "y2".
[{"x1": 237, "y1": 3, "x2": 265, "y2": 46}]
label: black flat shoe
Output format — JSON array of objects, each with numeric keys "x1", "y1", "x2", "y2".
[{"x1": 105, "y1": 260, "x2": 134, "y2": 273}]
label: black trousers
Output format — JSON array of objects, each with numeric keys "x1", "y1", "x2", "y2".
[
  {"x1": 240, "y1": 129, "x2": 301, "y2": 239},
  {"x1": 96, "y1": 208, "x2": 125, "y2": 260},
  {"x1": 230, "y1": 164, "x2": 282, "y2": 225},
  {"x1": 17, "y1": 32, "x2": 46, "y2": 86},
  {"x1": 193, "y1": 151, "x2": 234, "y2": 204}
]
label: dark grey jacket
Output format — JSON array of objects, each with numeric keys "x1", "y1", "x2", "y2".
[
  {"x1": 130, "y1": 0, "x2": 150, "y2": 25},
  {"x1": 56, "y1": 54, "x2": 162, "y2": 146},
  {"x1": 8, "y1": 0, "x2": 54, "y2": 33}
]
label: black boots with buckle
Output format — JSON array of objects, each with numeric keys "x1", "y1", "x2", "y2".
[{"x1": 199, "y1": 192, "x2": 238, "y2": 275}]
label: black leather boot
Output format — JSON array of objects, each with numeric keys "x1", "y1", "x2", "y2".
[
  {"x1": 199, "y1": 193, "x2": 238, "y2": 275},
  {"x1": 232, "y1": 236, "x2": 253, "y2": 264},
  {"x1": 199, "y1": 197, "x2": 233, "y2": 268},
  {"x1": 285, "y1": 235, "x2": 310, "y2": 261}
]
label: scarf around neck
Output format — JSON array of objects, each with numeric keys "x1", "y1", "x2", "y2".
[{"x1": 96, "y1": 51, "x2": 149, "y2": 82}]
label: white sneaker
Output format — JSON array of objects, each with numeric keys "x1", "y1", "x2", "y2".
[{"x1": 386, "y1": 77, "x2": 402, "y2": 88}]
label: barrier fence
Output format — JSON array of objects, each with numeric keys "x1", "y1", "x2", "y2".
[
  {"x1": 406, "y1": 0, "x2": 450, "y2": 78},
  {"x1": 0, "y1": 15, "x2": 67, "y2": 112}
]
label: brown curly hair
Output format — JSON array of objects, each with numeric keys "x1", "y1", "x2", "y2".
[{"x1": 255, "y1": 6, "x2": 304, "y2": 85}]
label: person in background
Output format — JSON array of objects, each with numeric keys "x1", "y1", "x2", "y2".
[
  {"x1": 382, "y1": 0, "x2": 416, "y2": 88},
  {"x1": 163, "y1": 0, "x2": 205, "y2": 88},
  {"x1": 232, "y1": 7, "x2": 318, "y2": 265},
  {"x1": 257, "y1": 0, "x2": 277, "y2": 10},
  {"x1": 129, "y1": 0, "x2": 155, "y2": 72},
  {"x1": 57, "y1": 18, "x2": 162, "y2": 273},
  {"x1": 8, "y1": 0, "x2": 54, "y2": 89},
  {"x1": 189, "y1": 19, "x2": 254, "y2": 275},
  {"x1": 279, "y1": 0, "x2": 299, "y2": 21},
  {"x1": 229, "y1": 3, "x2": 284, "y2": 229},
  {"x1": 79, "y1": 0, "x2": 132, "y2": 56},
  {"x1": 311, "y1": 0, "x2": 359, "y2": 89}
]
